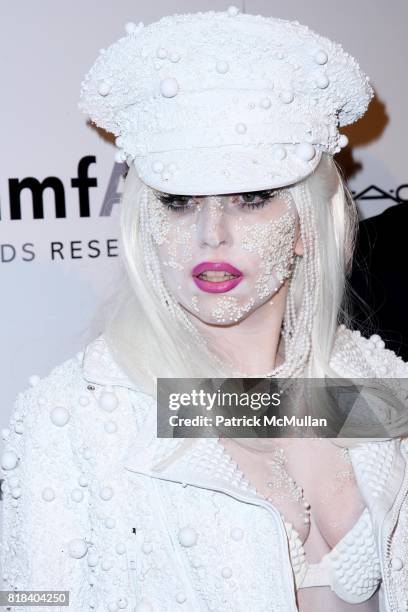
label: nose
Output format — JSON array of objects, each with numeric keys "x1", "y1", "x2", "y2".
[{"x1": 197, "y1": 196, "x2": 231, "y2": 249}]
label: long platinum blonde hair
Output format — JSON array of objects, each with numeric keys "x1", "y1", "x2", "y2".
[{"x1": 103, "y1": 152, "x2": 358, "y2": 397}]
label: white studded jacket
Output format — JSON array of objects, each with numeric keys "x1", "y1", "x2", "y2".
[{"x1": 1, "y1": 326, "x2": 408, "y2": 612}]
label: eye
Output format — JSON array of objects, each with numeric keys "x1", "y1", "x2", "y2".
[
  {"x1": 155, "y1": 192, "x2": 195, "y2": 213},
  {"x1": 238, "y1": 190, "x2": 277, "y2": 209}
]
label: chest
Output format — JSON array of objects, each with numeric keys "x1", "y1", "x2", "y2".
[{"x1": 219, "y1": 438, "x2": 366, "y2": 548}]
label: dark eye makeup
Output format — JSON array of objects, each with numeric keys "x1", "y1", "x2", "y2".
[{"x1": 154, "y1": 189, "x2": 278, "y2": 212}]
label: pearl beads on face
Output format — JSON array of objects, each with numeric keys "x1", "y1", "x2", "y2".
[
  {"x1": 138, "y1": 177, "x2": 319, "y2": 378},
  {"x1": 239, "y1": 191, "x2": 296, "y2": 286},
  {"x1": 146, "y1": 187, "x2": 299, "y2": 327}
]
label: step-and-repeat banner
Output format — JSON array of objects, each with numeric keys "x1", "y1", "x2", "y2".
[{"x1": 1, "y1": 0, "x2": 407, "y2": 428}]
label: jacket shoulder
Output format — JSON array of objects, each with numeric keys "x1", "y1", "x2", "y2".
[
  {"x1": 5, "y1": 351, "x2": 89, "y2": 441},
  {"x1": 1, "y1": 349, "x2": 92, "y2": 489},
  {"x1": 331, "y1": 325, "x2": 408, "y2": 378},
  {"x1": 5, "y1": 334, "x2": 153, "y2": 457}
]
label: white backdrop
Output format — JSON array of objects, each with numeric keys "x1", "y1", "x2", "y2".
[{"x1": 1, "y1": 0, "x2": 407, "y2": 432}]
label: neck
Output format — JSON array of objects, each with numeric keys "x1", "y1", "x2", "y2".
[{"x1": 190, "y1": 284, "x2": 289, "y2": 376}]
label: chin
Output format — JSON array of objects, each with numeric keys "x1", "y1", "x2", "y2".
[
  {"x1": 192, "y1": 313, "x2": 250, "y2": 328},
  {"x1": 181, "y1": 298, "x2": 257, "y2": 327}
]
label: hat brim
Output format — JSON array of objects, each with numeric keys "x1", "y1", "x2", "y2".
[{"x1": 133, "y1": 144, "x2": 322, "y2": 196}]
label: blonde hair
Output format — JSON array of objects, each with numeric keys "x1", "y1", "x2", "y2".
[{"x1": 103, "y1": 152, "x2": 358, "y2": 396}]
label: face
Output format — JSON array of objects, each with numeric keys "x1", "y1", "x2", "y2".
[{"x1": 147, "y1": 186, "x2": 303, "y2": 325}]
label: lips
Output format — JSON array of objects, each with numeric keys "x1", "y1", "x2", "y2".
[{"x1": 192, "y1": 261, "x2": 243, "y2": 293}]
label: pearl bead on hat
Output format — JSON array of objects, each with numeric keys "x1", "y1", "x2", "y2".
[{"x1": 79, "y1": 7, "x2": 373, "y2": 195}]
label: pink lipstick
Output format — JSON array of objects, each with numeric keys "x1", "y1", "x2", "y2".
[{"x1": 192, "y1": 261, "x2": 243, "y2": 293}]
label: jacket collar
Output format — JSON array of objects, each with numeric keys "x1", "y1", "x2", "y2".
[
  {"x1": 121, "y1": 416, "x2": 262, "y2": 504},
  {"x1": 81, "y1": 334, "x2": 139, "y2": 391}
]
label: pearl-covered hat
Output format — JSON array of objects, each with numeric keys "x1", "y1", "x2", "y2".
[{"x1": 79, "y1": 7, "x2": 373, "y2": 195}]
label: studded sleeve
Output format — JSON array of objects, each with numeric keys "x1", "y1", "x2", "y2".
[{"x1": 1, "y1": 371, "x2": 92, "y2": 611}]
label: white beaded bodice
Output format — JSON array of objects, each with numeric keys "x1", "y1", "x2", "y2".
[{"x1": 285, "y1": 508, "x2": 381, "y2": 603}]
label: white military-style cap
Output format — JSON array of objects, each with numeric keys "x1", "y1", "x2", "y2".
[{"x1": 79, "y1": 6, "x2": 373, "y2": 195}]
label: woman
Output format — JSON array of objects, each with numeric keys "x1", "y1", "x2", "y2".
[{"x1": 1, "y1": 8, "x2": 407, "y2": 612}]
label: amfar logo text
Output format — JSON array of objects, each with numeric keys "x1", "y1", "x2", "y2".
[
  {"x1": 0, "y1": 157, "x2": 126, "y2": 263},
  {"x1": 1, "y1": 156, "x2": 125, "y2": 221}
]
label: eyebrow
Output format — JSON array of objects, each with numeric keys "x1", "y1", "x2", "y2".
[
  {"x1": 156, "y1": 191, "x2": 190, "y2": 198},
  {"x1": 155, "y1": 189, "x2": 276, "y2": 199}
]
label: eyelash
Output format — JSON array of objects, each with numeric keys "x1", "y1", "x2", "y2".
[{"x1": 157, "y1": 191, "x2": 276, "y2": 213}]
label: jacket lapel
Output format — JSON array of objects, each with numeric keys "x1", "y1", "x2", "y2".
[{"x1": 120, "y1": 403, "x2": 262, "y2": 502}]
